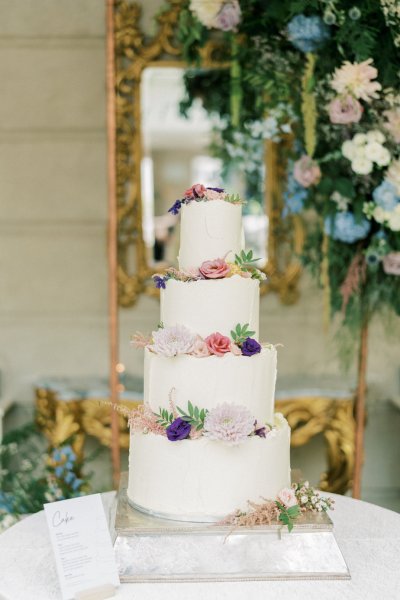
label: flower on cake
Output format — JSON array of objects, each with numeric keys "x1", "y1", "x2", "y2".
[
  {"x1": 241, "y1": 337, "x2": 262, "y2": 356},
  {"x1": 149, "y1": 325, "x2": 196, "y2": 357},
  {"x1": 190, "y1": 336, "x2": 211, "y2": 358},
  {"x1": 277, "y1": 487, "x2": 298, "y2": 508},
  {"x1": 167, "y1": 183, "x2": 242, "y2": 215},
  {"x1": 199, "y1": 258, "x2": 230, "y2": 279},
  {"x1": 166, "y1": 417, "x2": 192, "y2": 441},
  {"x1": 203, "y1": 403, "x2": 255, "y2": 445},
  {"x1": 184, "y1": 183, "x2": 206, "y2": 200},
  {"x1": 331, "y1": 59, "x2": 382, "y2": 102},
  {"x1": 205, "y1": 332, "x2": 232, "y2": 356}
]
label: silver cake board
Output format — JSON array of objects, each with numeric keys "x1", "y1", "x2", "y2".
[{"x1": 112, "y1": 473, "x2": 350, "y2": 583}]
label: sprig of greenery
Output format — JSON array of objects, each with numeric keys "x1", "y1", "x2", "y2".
[
  {"x1": 155, "y1": 408, "x2": 174, "y2": 428},
  {"x1": 234, "y1": 249, "x2": 260, "y2": 268},
  {"x1": 225, "y1": 193, "x2": 245, "y2": 204},
  {"x1": 276, "y1": 501, "x2": 301, "y2": 533},
  {"x1": 177, "y1": 401, "x2": 208, "y2": 431},
  {"x1": 230, "y1": 323, "x2": 256, "y2": 345}
]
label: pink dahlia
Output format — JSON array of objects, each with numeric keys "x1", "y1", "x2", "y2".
[
  {"x1": 328, "y1": 95, "x2": 363, "y2": 124},
  {"x1": 184, "y1": 183, "x2": 206, "y2": 200},
  {"x1": 149, "y1": 325, "x2": 196, "y2": 357},
  {"x1": 293, "y1": 155, "x2": 321, "y2": 188},
  {"x1": 205, "y1": 332, "x2": 231, "y2": 356},
  {"x1": 199, "y1": 258, "x2": 230, "y2": 279},
  {"x1": 331, "y1": 59, "x2": 381, "y2": 103},
  {"x1": 204, "y1": 403, "x2": 255, "y2": 445}
]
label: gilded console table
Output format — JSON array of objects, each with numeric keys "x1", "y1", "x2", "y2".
[{"x1": 35, "y1": 380, "x2": 355, "y2": 494}]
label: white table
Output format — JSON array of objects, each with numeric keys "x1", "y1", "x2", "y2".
[{"x1": 0, "y1": 493, "x2": 399, "y2": 600}]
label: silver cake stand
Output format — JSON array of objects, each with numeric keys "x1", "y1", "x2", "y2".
[{"x1": 112, "y1": 473, "x2": 350, "y2": 582}]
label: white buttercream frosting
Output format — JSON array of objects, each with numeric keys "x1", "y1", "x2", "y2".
[
  {"x1": 144, "y1": 346, "x2": 277, "y2": 424},
  {"x1": 127, "y1": 415, "x2": 291, "y2": 521},
  {"x1": 161, "y1": 276, "x2": 260, "y2": 338},
  {"x1": 178, "y1": 200, "x2": 244, "y2": 270}
]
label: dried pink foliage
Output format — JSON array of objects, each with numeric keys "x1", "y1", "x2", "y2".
[
  {"x1": 218, "y1": 498, "x2": 279, "y2": 527},
  {"x1": 128, "y1": 404, "x2": 166, "y2": 436},
  {"x1": 168, "y1": 387, "x2": 178, "y2": 419},
  {"x1": 340, "y1": 253, "x2": 366, "y2": 314},
  {"x1": 131, "y1": 332, "x2": 152, "y2": 348}
]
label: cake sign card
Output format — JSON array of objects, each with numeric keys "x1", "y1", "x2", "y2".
[{"x1": 44, "y1": 494, "x2": 119, "y2": 600}]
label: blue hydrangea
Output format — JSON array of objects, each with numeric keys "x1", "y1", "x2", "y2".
[
  {"x1": 283, "y1": 173, "x2": 308, "y2": 216},
  {"x1": 287, "y1": 15, "x2": 330, "y2": 53},
  {"x1": 324, "y1": 212, "x2": 371, "y2": 243},
  {"x1": 372, "y1": 181, "x2": 400, "y2": 211}
]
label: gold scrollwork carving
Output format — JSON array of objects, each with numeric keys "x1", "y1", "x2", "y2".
[{"x1": 114, "y1": 0, "x2": 304, "y2": 307}]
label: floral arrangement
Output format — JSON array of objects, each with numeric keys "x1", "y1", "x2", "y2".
[
  {"x1": 154, "y1": 250, "x2": 266, "y2": 289},
  {"x1": 127, "y1": 388, "x2": 277, "y2": 445},
  {"x1": 219, "y1": 480, "x2": 334, "y2": 532},
  {"x1": 189, "y1": 0, "x2": 241, "y2": 32},
  {"x1": 168, "y1": 183, "x2": 243, "y2": 216},
  {"x1": 0, "y1": 423, "x2": 94, "y2": 531},
  {"x1": 175, "y1": 0, "x2": 400, "y2": 348},
  {"x1": 132, "y1": 322, "x2": 267, "y2": 358}
]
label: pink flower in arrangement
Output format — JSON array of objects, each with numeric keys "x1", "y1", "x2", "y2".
[
  {"x1": 199, "y1": 258, "x2": 231, "y2": 279},
  {"x1": 214, "y1": 0, "x2": 241, "y2": 32},
  {"x1": 328, "y1": 95, "x2": 363, "y2": 124},
  {"x1": 204, "y1": 189, "x2": 227, "y2": 200},
  {"x1": 204, "y1": 403, "x2": 255, "y2": 445},
  {"x1": 184, "y1": 183, "x2": 206, "y2": 200},
  {"x1": 277, "y1": 487, "x2": 298, "y2": 508},
  {"x1": 293, "y1": 155, "x2": 321, "y2": 188},
  {"x1": 382, "y1": 252, "x2": 400, "y2": 276},
  {"x1": 331, "y1": 59, "x2": 382, "y2": 103},
  {"x1": 205, "y1": 332, "x2": 232, "y2": 356},
  {"x1": 191, "y1": 336, "x2": 211, "y2": 357},
  {"x1": 383, "y1": 108, "x2": 400, "y2": 144},
  {"x1": 230, "y1": 342, "x2": 242, "y2": 356}
]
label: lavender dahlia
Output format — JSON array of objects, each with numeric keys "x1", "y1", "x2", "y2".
[
  {"x1": 204, "y1": 403, "x2": 255, "y2": 445},
  {"x1": 166, "y1": 418, "x2": 192, "y2": 441}
]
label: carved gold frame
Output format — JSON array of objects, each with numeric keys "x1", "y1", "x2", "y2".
[{"x1": 114, "y1": 0, "x2": 304, "y2": 307}]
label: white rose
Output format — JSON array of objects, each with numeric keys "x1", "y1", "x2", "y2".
[
  {"x1": 300, "y1": 495, "x2": 308, "y2": 504},
  {"x1": 373, "y1": 206, "x2": 389, "y2": 223},
  {"x1": 351, "y1": 157, "x2": 373, "y2": 174},
  {"x1": 353, "y1": 144, "x2": 367, "y2": 159},
  {"x1": 342, "y1": 140, "x2": 356, "y2": 160},
  {"x1": 364, "y1": 141, "x2": 384, "y2": 162},
  {"x1": 366, "y1": 130, "x2": 385, "y2": 144},
  {"x1": 190, "y1": 0, "x2": 223, "y2": 27},
  {"x1": 374, "y1": 147, "x2": 391, "y2": 167},
  {"x1": 388, "y1": 212, "x2": 400, "y2": 231},
  {"x1": 353, "y1": 133, "x2": 368, "y2": 146}
]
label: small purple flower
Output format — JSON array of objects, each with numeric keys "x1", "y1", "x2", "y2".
[
  {"x1": 254, "y1": 420, "x2": 268, "y2": 438},
  {"x1": 154, "y1": 275, "x2": 167, "y2": 289},
  {"x1": 241, "y1": 337, "x2": 262, "y2": 356},
  {"x1": 207, "y1": 186, "x2": 225, "y2": 192},
  {"x1": 168, "y1": 199, "x2": 182, "y2": 215},
  {"x1": 166, "y1": 417, "x2": 192, "y2": 441}
]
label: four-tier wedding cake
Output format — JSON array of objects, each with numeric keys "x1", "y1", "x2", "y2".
[{"x1": 127, "y1": 184, "x2": 291, "y2": 522}]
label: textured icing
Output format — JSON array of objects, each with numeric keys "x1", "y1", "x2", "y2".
[
  {"x1": 128, "y1": 416, "x2": 291, "y2": 521},
  {"x1": 161, "y1": 276, "x2": 260, "y2": 338},
  {"x1": 178, "y1": 200, "x2": 244, "y2": 270},
  {"x1": 144, "y1": 347, "x2": 277, "y2": 424}
]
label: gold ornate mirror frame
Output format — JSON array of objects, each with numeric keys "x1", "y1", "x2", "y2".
[{"x1": 114, "y1": 0, "x2": 304, "y2": 307}]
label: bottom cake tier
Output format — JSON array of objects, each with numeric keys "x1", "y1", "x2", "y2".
[{"x1": 127, "y1": 414, "x2": 291, "y2": 522}]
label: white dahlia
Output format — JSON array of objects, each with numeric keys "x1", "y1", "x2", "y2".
[
  {"x1": 189, "y1": 0, "x2": 223, "y2": 27},
  {"x1": 204, "y1": 403, "x2": 255, "y2": 445},
  {"x1": 149, "y1": 325, "x2": 196, "y2": 357}
]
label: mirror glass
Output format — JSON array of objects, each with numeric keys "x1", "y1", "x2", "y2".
[{"x1": 140, "y1": 66, "x2": 268, "y2": 268}]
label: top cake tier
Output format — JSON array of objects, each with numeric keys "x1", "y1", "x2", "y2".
[{"x1": 178, "y1": 200, "x2": 244, "y2": 270}]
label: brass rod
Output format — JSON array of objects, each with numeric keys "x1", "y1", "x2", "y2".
[
  {"x1": 106, "y1": 0, "x2": 120, "y2": 487},
  {"x1": 352, "y1": 320, "x2": 368, "y2": 499}
]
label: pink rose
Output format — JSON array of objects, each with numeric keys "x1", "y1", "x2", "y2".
[
  {"x1": 191, "y1": 336, "x2": 211, "y2": 357},
  {"x1": 328, "y1": 95, "x2": 363, "y2": 124},
  {"x1": 205, "y1": 332, "x2": 232, "y2": 357},
  {"x1": 215, "y1": 0, "x2": 241, "y2": 32},
  {"x1": 230, "y1": 342, "x2": 242, "y2": 356},
  {"x1": 383, "y1": 252, "x2": 400, "y2": 276},
  {"x1": 184, "y1": 183, "x2": 206, "y2": 200},
  {"x1": 199, "y1": 258, "x2": 230, "y2": 279},
  {"x1": 293, "y1": 155, "x2": 321, "y2": 188},
  {"x1": 277, "y1": 487, "x2": 298, "y2": 508}
]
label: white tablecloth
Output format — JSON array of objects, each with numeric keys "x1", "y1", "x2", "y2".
[{"x1": 0, "y1": 492, "x2": 399, "y2": 600}]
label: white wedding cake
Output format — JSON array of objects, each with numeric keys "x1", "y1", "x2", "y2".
[{"x1": 127, "y1": 185, "x2": 291, "y2": 522}]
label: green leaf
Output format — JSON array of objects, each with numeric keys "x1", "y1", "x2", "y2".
[
  {"x1": 194, "y1": 406, "x2": 199, "y2": 419},
  {"x1": 188, "y1": 401, "x2": 194, "y2": 417}
]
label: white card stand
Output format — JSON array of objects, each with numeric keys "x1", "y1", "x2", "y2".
[
  {"x1": 112, "y1": 473, "x2": 350, "y2": 582},
  {"x1": 75, "y1": 584, "x2": 116, "y2": 600}
]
